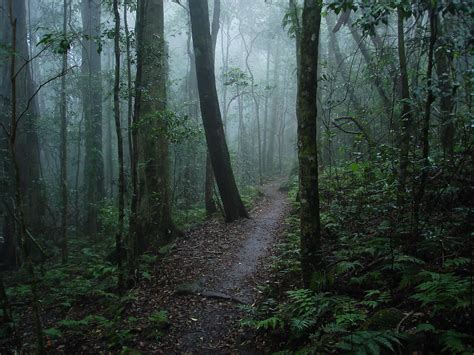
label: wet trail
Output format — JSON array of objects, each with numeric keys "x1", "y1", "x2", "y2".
[{"x1": 155, "y1": 181, "x2": 290, "y2": 354}]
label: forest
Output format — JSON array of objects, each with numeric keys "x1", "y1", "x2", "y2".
[{"x1": 0, "y1": 0, "x2": 472, "y2": 353}]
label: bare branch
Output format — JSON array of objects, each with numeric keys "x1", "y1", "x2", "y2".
[{"x1": 16, "y1": 65, "x2": 77, "y2": 125}]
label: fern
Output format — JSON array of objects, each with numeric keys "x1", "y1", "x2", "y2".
[
  {"x1": 411, "y1": 271, "x2": 469, "y2": 314},
  {"x1": 439, "y1": 330, "x2": 472, "y2": 354},
  {"x1": 336, "y1": 331, "x2": 405, "y2": 354},
  {"x1": 255, "y1": 316, "x2": 283, "y2": 330}
]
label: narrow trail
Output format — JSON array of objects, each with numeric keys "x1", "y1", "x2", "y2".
[{"x1": 151, "y1": 180, "x2": 290, "y2": 354}]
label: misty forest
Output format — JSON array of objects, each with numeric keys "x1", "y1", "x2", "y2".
[{"x1": 0, "y1": 0, "x2": 473, "y2": 353}]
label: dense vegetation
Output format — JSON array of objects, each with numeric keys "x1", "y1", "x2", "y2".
[{"x1": 0, "y1": 0, "x2": 472, "y2": 353}]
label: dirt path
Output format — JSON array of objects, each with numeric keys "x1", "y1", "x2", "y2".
[{"x1": 152, "y1": 181, "x2": 290, "y2": 354}]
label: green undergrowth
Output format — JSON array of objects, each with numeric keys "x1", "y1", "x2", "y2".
[
  {"x1": 2, "y1": 183, "x2": 263, "y2": 352},
  {"x1": 242, "y1": 162, "x2": 473, "y2": 354},
  {"x1": 2, "y1": 230, "x2": 167, "y2": 352},
  {"x1": 172, "y1": 184, "x2": 263, "y2": 229}
]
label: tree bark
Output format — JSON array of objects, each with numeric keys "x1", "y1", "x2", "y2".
[
  {"x1": 266, "y1": 44, "x2": 281, "y2": 174},
  {"x1": 239, "y1": 27, "x2": 263, "y2": 184},
  {"x1": 435, "y1": 16, "x2": 455, "y2": 158},
  {"x1": 124, "y1": 0, "x2": 134, "y2": 173},
  {"x1": 189, "y1": 0, "x2": 248, "y2": 222},
  {"x1": 133, "y1": 0, "x2": 176, "y2": 250},
  {"x1": 412, "y1": 7, "x2": 437, "y2": 246},
  {"x1": 396, "y1": 8, "x2": 412, "y2": 201},
  {"x1": 345, "y1": 16, "x2": 391, "y2": 108},
  {"x1": 81, "y1": 0, "x2": 104, "y2": 236},
  {"x1": 297, "y1": 0, "x2": 323, "y2": 287},
  {"x1": 204, "y1": 0, "x2": 220, "y2": 216},
  {"x1": 60, "y1": 0, "x2": 69, "y2": 263},
  {"x1": 0, "y1": 0, "x2": 45, "y2": 266},
  {"x1": 112, "y1": 0, "x2": 124, "y2": 291},
  {"x1": 326, "y1": 14, "x2": 363, "y2": 112}
]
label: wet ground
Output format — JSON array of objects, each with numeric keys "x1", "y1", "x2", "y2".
[{"x1": 154, "y1": 181, "x2": 290, "y2": 354}]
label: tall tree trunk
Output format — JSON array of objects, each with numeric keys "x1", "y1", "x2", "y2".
[
  {"x1": 262, "y1": 44, "x2": 271, "y2": 172},
  {"x1": 326, "y1": 14, "x2": 362, "y2": 112},
  {"x1": 112, "y1": 0, "x2": 125, "y2": 291},
  {"x1": 133, "y1": 0, "x2": 176, "y2": 250},
  {"x1": 0, "y1": 0, "x2": 45, "y2": 265},
  {"x1": 124, "y1": 0, "x2": 134, "y2": 173},
  {"x1": 397, "y1": 8, "x2": 412, "y2": 201},
  {"x1": 266, "y1": 44, "x2": 281, "y2": 174},
  {"x1": 435, "y1": 16, "x2": 455, "y2": 158},
  {"x1": 412, "y1": 7, "x2": 437, "y2": 246},
  {"x1": 60, "y1": 0, "x2": 69, "y2": 263},
  {"x1": 240, "y1": 27, "x2": 263, "y2": 184},
  {"x1": 345, "y1": 16, "x2": 391, "y2": 108},
  {"x1": 189, "y1": 0, "x2": 248, "y2": 222},
  {"x1": 297, "y1": 0, "x2": 323, "y2": 288},
  {"x1": 2, "y1": 1, "x2": 44, "y2": 350},
  {"x1": 0, "y1": 0, "x2": 45, "y2": 266},
  {"x1": 81, "y1": 0, "x2": 104, "y2": 236},
  {"x1": 204, "y1": 0, "x2": 220, "y2": 216}
]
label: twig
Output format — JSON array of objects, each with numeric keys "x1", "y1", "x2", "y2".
[
  {"x1": 16, "y1": 65, "x2": 77, "y2": 125},
  {"x1": 3, "y1": 201, "x2": 49, "y2": 260},
  {"x1": 396, "y1": 310, "x2": 414, "y2": 333}
]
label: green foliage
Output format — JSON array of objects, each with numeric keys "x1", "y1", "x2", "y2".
[
  {"x1": 439, "y1": 330, "x2": 473, "y2": 354},
  {"x1": 248, "y1": 161, "x2": 473, "y2": 352},
  {"x1": 411, "y1": 271, "x2": 469, "y2": 315},
  {"x1": 335, "y1": 331, "x2": 405, "y2": 354},
  {"x1": 223, "y1": 67, "x2": 250, "y2": 87},
  {"x1": 173, "y1": 205, "x2": 207, "y2": 229},
  {"x1": 148, "y1": 310, "x2": 168, "y2": 329},
  {"x1": 44, "y1": 327, "x2": 62, "y2": 339}
]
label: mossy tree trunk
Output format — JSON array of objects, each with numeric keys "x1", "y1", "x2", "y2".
[
  {"x1": 133, "y1": 0, "x2": 176, "y2": 251},
  {"x1": 81, "y1": 0, "x2": 104, "y2": 237},
  {"x1": 297, "y1": 0, "x2": 323, "y2": 288},
  {"x1": 396, "y1": 7, "x2": 412, "y2": 202}
]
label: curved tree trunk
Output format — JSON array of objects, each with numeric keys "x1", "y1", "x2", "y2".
[
  {"x1": 204, "y1": 0, "x2": 220, "y2": 216},
  {"x1": 189, "y1": 0, "x2": 248, "y2": 222}
]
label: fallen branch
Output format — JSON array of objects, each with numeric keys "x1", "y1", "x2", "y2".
[{"x1": 175, "y1": 282, "x2": 247, "y2": 304}]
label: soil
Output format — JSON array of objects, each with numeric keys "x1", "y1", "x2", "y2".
[{"x1": 152, "y1": 180, "x2": 290, "y2": 354}]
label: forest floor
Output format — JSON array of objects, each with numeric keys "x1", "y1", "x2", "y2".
[
  {"x1": 132, "y1": 180, "x2": 290, "y2": 354},
  {"x1": 2, "y1": 180, "x2": 291, "y2": 354}
]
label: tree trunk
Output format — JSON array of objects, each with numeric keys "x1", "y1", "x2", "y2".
[
  {"x1": 345, "y1": 16, "x2": 391, "y2": 108},
  {"x1": 396, "y1": 8, "x2": 412, "y2": 201},
  {"x1": 326, "y1": 14, "x2": 363, "y2": 112},
  {"x1": 262, "y1": 44, "x2": 271, "y2": 172},
  {"x1": 240, "y1": 27, "x2": 263, "y2": 184},
  {"x1": 60, "y1": 0, "x2": 68, "y2": 263},
  {"x1": 189, "y1": 0, "x2": 248, "y2": 222},
  {"x1": 297, "y1": 0, "x2": 323, "y2": 288},
  {"x1": 266, "y1": 44, "x2": 281, "y2": 175},
  {"x1": 0, "y1": 0, "x2": 45, "y2": 266},
  {"x1": 204, "y1": 0, "x2": 220, "y2": 216},
  {"x1": 124, "y1": 0, "x2": 134, "y2": 174},
  {"x1": 435, "y1": 16, "x2": 455, "y2": 158},
  {"x1": 3, "y1": 1, "x2": 44, "y2": 350},
  {"x1": 133, "y1": 0, "x2": 176, "y2": 251},
  {"x1": 81, "y1": 0, "x2": 104, "y2": 236},
  {"x1": 112, "y1": 0, "x2": 124, "y2": 291},
  {"x1": 412, "y1": 7, "x2": 437, "y2": 246}
]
